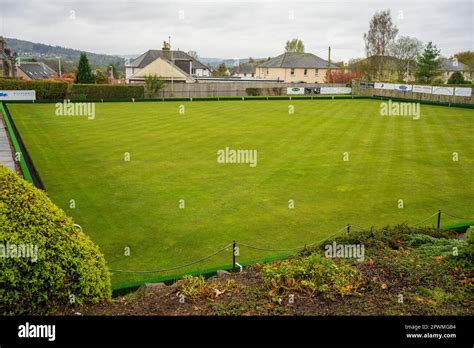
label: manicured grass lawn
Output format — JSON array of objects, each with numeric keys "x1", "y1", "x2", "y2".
[{"x1": 8, "y1": 99, "x2": 474, "y2": 286}]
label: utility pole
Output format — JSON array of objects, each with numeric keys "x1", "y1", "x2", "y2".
[
  {"x1": 57, "y1": 57, "x2": 62, "y2": 77},
  {"x1": 327, "y1": 46, "x2": 331, "y2": 83}
]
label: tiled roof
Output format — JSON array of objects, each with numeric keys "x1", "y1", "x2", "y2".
[
  {"x1": 18, "y1": 62, "x2": 57, "y2": 79},
  {"x1": 129, "y1": 50, "x2": 209, "y2": 70},
  {"x1": 258, "y1": 52, "x2": 339, "y2": 69},
  {"x1": 440, "y1": 59, "x2": 471, "y2": 71},
  {"x1": 237, "y1": 64, "x2": 256, "y2": 74}
]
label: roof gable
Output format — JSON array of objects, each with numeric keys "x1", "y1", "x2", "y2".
[{"x1": 128, "y1": 57, "x2": 195, "y2": 82}]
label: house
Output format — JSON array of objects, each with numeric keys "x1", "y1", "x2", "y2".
[
  {"x1": 127, "y1": 56, "x2": 195, "y2": 84},
  {"x1": 16, "y1": 62, "x2": 57, "y2": 80},
  {"x1": 126, "y1": 42, "x2": 210, "y2": 82},
  {"x1": 0, "y1": 36, "x2": 17, "y2": 78},
  {"x1": 440, "y1": 58, "x2": 472, "y2": 82},
  {"x1": 256, "y1": 52, "x2": 339, "y2": 83},
  {"x1": 234, "y1": 64, "x2": 256, "y2": 78}
]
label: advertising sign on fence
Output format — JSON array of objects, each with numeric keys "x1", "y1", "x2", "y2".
[
  {"x1": 0, "y1": 90, "x2": 36, "y2": 101},
  {"x1": 432, "y1": 86, "x2": 454, "y2": 96},
  {"x1": 454, "y1": 87, "x2": 472, "y2": 97},
  {"x1": 287, "y1": 87, "x2": 305, "y2": 95},
  {"x1": 393, "y1": 84, "x2": 412, "y2": 92},
  {"x1": 320, "y1": 87, "x2": 352, "y2": 94},
  {"x1": 412, "y1": 85, "x2": 432, "y2": 94},
  {"x1": 374, "y1": 83, "x2": 395, "y2": 90},
  {"x1": 359, "y1": 82, "x2": 374, "y2": 89}
]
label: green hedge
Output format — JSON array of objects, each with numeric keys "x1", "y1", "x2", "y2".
[
  {"x1": 0, "y1": 164, "x2": 111, "y2": 314},
  {"x1": 0, "y1": 78, "x2": 68, "y2": 100},
  {"x1": 70, "y1": 84, "x2": 144, "y2": 100}
]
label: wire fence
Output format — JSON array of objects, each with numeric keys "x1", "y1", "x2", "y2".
[{"x1": 109, "y1": 209, "x2": 473, "y2": 274}]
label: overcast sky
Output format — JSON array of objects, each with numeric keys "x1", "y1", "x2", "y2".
[{"x1": 0, "y1": 0, "x2": 472, "y2": 61}]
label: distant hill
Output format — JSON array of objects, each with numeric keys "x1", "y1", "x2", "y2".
[
  {"x1": 199, "y1": 57, "x2": 268, "y2": 68},
  {"x1": 4, "y1": 37, "x2": 268, "y2": 74},
  {"x1": 5, "y1": 37, "x2": 126, "y2": 74}
]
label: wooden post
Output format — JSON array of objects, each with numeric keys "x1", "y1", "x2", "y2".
[
  {"x1": 232, "y1": 240, "x2": 236, "y2": 272},
  {"x1": 437, "y1": 210, "x2": 441, "y2": 232}
]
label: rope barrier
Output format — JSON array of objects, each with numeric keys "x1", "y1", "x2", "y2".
[
  {"x1": 411, "y1": 211, "x2": 439, "y2": 226},
  {"x1": 238, "y1": 226, "x2": 348, "y2": 252},
  {"x1": 109, "y1": 210, "x2": 472, "y2": 274},
  {"x1": 110, "y1": 243, "x2": 232, "y2": 273},
  {"x1": 441, "y1": 211, "x2": 474, "y2": 221}
]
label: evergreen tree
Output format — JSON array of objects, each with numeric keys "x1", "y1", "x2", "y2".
[
  {"x1": 75, "y1": 52, "x2": 94, "y2": 83},
  {"x1": 447, "y1": 71, "x2": 465, "y2": 84},
  {"x1": 415, "y1": 42, "x2": 441, "y2": 83}
]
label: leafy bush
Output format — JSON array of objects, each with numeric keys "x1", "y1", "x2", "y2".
[
  {"x1": 176, "y1": 275, "x2": 207, "y2": 298},
  {"x1": 0, "y1": 164, "x2": 111, "y2": 314},
  {"x1": 0, "y1": 78, "x2": 68, "y2": 100},
  {"x1": 69, "y1": 84, "x2": 144, "y2": 100},
  {"x1": 262, "y1": 254, "x2": 364, "y2": 297},
  {"x1": 176, "y1": 275, "x2": 236, "y2": 299}
]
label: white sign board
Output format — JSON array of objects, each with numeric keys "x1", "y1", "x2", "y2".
[
  {"x1": 432, "y1": 86, "x2": 454, "y2": 96},
  {"x1": 393, "y1": 84, "x2": 412, "y2": 92},
  {"x1": 454, "y1": 87, "x2": 472, "y2": 97},
  {"x1": 413, "y1": 85, "x2": 432, "y2": 94},
  {"x1": 287, "y1": 87, "x2": 305, "y2": 95},
  {"x1": 374, "y1": 83, "x2": 395, "y2": 90},
  {"x1": 320, "y1": 87, "x2": 352, "y2": 94},
  {"x1": 0, "y1": 90, "x2": 36, "y2": 101}
]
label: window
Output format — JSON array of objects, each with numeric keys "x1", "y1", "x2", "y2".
[
  {"x1": 290, "y1": 68, "x2": 295, "y2": 76},
  {"x1": 315, "y1": 69, "x2": 319, "y2": 76},
  {"x1": 304, "y1": 69, "x2": 308, "y2": 76}
]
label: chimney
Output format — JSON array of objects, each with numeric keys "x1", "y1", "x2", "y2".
[
  {"x1": 162, "y1": 40, "x2": 171, "y2": 61},
  {"x1": 0, "y1": 37, "x2": 6, "y2": 52}
]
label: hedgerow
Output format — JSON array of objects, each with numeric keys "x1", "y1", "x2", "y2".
[
  {"x1": 69, "y1": 84, "x2": 144, "y2": 100},
  {"x1": 0, "y1": 164, "x2": 111, "y2": 314},
  {"x1": 0, "y1": 78, "x2": 68, "y2": 100}
]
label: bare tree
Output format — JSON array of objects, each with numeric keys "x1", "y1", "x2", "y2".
[
  {"x1": 389, "y1": 36, "x2": 423, "y2": 82},
  {"x1": 363, "y1": 10, "x2": 398, "y2": 79},
  {"x1": 187, "y1": 51, "x2": 199, "y2": 60}
]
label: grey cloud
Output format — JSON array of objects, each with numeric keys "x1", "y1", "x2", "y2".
[{"x1": 0, "y1": 0, "x2": 471, "y2": 60}]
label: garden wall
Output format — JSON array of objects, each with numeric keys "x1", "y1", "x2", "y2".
[{"x1": 153, "y1": 82, "x2": 347, "y2": 98}]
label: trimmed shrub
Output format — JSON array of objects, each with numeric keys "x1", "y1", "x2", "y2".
[
  {"x1": 0, "y1": 164, "x2": 111, "y2": 314},
  {"x1": 0, "y1": 78, "x2": 68, "y2": 100},
  {"x1": 69, "y1": 84, "x2": 144, "y2": 100}
]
